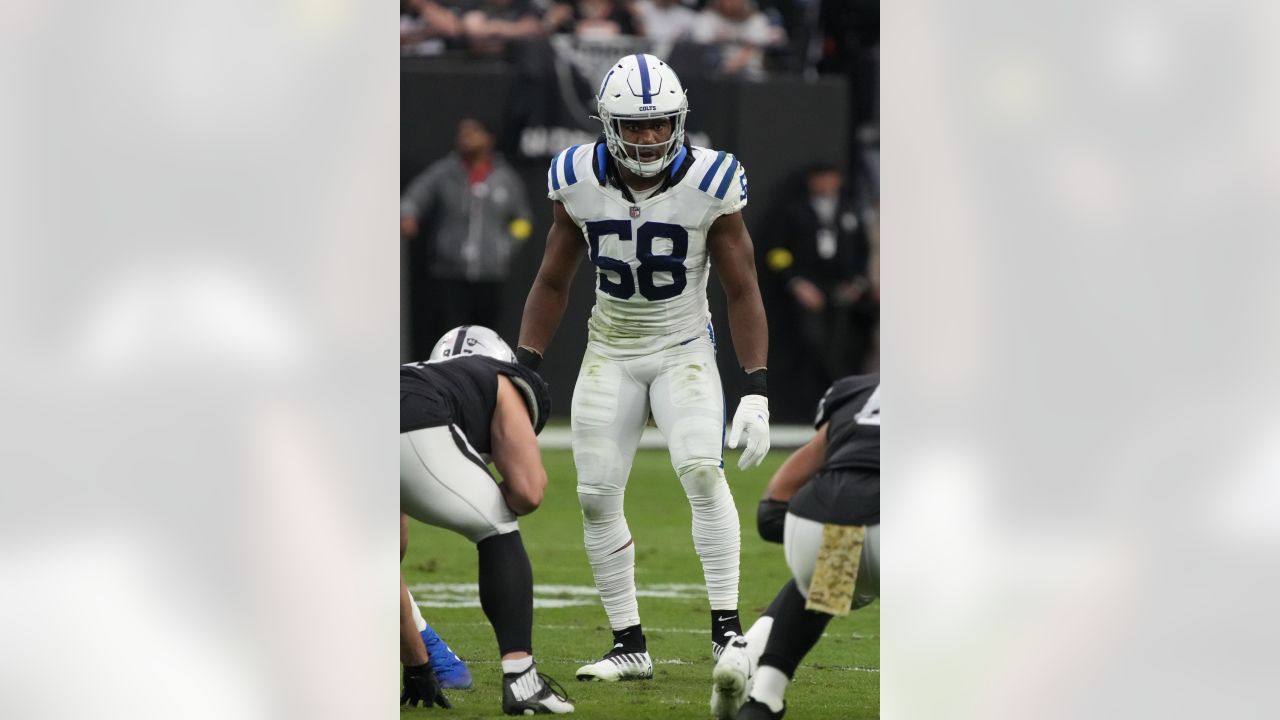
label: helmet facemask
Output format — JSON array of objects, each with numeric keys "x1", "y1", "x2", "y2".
[{"x1": 599, "y1": 97, "x2": 688, "y2": 178}]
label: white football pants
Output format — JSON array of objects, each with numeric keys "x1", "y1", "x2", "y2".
[
  {"x1": 572, "y1": 335, "x2": 741, "y2": 630},
  {"x1": 783, "y1": 514, "x2": 880, "y2": 610},
  {"x1": 401, "y1": 425, "x2": 518, "y2": 543}
]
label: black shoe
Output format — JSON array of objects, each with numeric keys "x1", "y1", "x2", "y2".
[
  {"x1": 501, "y1": 664, "x2": 575, "y2": 714},
  {"x1": 737, "y1": 698, "x2": 785, "y2": 719}
]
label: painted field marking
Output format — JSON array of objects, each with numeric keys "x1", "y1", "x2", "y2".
[
  {"x1": 453, "y1": 657, "x2": 877, "y2": 673},
  {"x1": 408, "y1": 582, "x2": 706, "y2": 609}
]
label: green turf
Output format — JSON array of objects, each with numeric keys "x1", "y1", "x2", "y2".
[{"x1": 402, "y1": 448, "x2": 879, "y2": 719}]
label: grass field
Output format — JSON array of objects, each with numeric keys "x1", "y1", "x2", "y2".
[{"x1": 402, "y1": 448, "x2": 879, "y2": 719}]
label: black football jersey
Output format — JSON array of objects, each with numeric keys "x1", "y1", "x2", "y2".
[
  {"x1": 789, "y1": 373, "x2": 880, "y2": 526},
  {"x1": 400, "y1": 356, "x2": 551, "y2": 454},
  {"x1": 816, "y1": 373, "x2": 880, "y2": 473}
]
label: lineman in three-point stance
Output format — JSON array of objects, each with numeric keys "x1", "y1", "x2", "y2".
[{"x1": 401, "y1": 326, "x2": 575, "y2": 714}]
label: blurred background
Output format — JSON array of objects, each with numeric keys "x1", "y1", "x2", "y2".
[{"x1": 400, "y1": 0, "x2": 880, "y2": 422}]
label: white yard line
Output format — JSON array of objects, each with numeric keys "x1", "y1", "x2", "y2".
[
  {"x1": 430, "y1": 620, "x2": 874, "y2": 644},
  {"x1": 408, "y1": 582, "x2": 708, "y2": 609},
  {"x1": 458, "y1": 656, "x2": 878, "y2": 673},
  {"x1": 537, "y1": 425, "x2": 815, "y2": 450}
]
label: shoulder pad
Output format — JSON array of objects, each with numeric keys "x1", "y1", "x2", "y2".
[
  {"x1": 814, "y1": 373, "x2": 880, "y2": 428},
  {"x1": 548, "y1": 144, "x2": 589, "y2": 195},
  {"x1": 694, "y1": 150, "x2": 743, "y2": 201}
]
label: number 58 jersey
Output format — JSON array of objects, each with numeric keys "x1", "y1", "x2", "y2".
[{"x1": 548, "y1": 142, "x2": 748, "y2": 359}]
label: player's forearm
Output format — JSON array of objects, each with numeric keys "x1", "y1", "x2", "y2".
[
  {"x1": 495, "y1": 446, "x2": 547, "y2": 515},
  {"x1": 726, "y1": 290, "x2": 768, "y2": 371},
  {"x1": 517, "y1": 277, "x2": 569, "y2": 353},
  {"x1": 401, "y1": 575, "x2": 429, "y2": 665},
  {"x1": 765, "y1": 425, "x2": 827, "y2": 501},
  {"x1": 499, "y1": 477, "x2": 544, "y2": 516},
  {"x1": 765, "y1": 440, "x2": 822, "y2": 501}
]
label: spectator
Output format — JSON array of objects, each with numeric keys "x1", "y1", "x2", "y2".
[
  {"x1": 692, "y1": 0, "x2": 783, "y2": 79},
  {"x1": 762, "y1": 163, "x2": 877, "y2": 385},
  {"x1": 401, "y1": 118, "x2": 533, "y2": 357},
  {"x1": 543, "y1": 0, "x2": 640, "y2": 38},
  {"x1": 633, "y1": 0, "x2": 698, "y2": 58},
  {"x1": 458, "y1": 0, "x2": 544, "y2": 54},
  {"x1": 400, "y1": 0, "x2": 463, "y2": 55}
]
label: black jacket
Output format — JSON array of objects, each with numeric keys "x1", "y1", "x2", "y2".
[{"x1": 763, "y1": 186, "x2": 871, "y2": 289}]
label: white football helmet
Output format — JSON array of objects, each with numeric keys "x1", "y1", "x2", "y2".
[
  {"x1": 596, "y1": 53, "x2": 689, "y2": 178},
  {"x1": 428, "y1": 325, "x2": 515, "y2": 363}
]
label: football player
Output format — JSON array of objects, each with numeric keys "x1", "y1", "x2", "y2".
[
  {"x1": 710, "y1": 374, "x2": 880, "y2": 720},
  {"x1": 401, "y1": 512, "x2": 473, "y2": 690},
  {"x1": 401, "y1": 325, "x2": 575, "y2": 714},
  {"x1": 516, "y1": 53, "x2": 771, "y2": 681}
]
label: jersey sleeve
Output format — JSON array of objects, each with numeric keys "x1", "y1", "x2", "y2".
[
  {"x1": 546, "y1": 144, "x2": 589, "y2": 202},
  {"x1": 719, "y1": 160, "x2": 748, "y2": 216},
  {"x1": 694, "y1": 151, "x2": 749, "y2": 218},
  {"x1": 813, "y1": 374, "x2": 878, "y2": 429},
  {"x1": 814, "y1": 382, "x2": 840, "y2": 428},
  {"x1": 494, "y1": 361, "x2": 553, "y2": 435}
]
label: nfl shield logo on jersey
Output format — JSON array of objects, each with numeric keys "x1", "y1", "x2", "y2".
[{"x1": 629, "y1": 205, "x2": 641, "y2": 218}]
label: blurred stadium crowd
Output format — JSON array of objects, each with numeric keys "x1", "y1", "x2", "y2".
[
  {"x1": 401, "y1": 0, "x2": 879, "y2": 422},
  {"x1": 401, "y1": 0, "x2": 875, "y2": 80}
]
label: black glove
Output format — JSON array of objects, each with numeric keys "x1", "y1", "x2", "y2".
[
  {"x1": 402, "y1": 662, "x2": 451, "y2": 709},
  {"x1": 756, "y1": 498, "x2": 788, "y2": 544}
]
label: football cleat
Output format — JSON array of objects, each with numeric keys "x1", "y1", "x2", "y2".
[
  {"x1": 420, "y1": 625, "x2": 473, "y2": 689},
  {"x1": 712, "y1": 638, "x2": 729, "y2": 662},
  {"x1": 712, "y1": 627, "x2": 743, "y2": 662},
  {"x1": 737, "y1": 699, "x2": 785, "y2": 720},
  {"x1": 502, "y1": 665, "x2": 575, "y2": 715},
  {"x1": 710, "y1": 635, "x2": 754, "y2": 720},
  {"x1": 575, "y1": 644, "x2": 654, "y2": 682},
  {"x1": 711, "y1": 614, "x2": 743, "y2": 661}
]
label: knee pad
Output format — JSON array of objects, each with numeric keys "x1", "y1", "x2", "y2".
[
  {"x1": 677, "y1": 464, "x2": 726, "y2": 502},
  {"x1": 579, "y1": 491, "x2": 624, "y2": 521},
  {"x1": 579, "y1": 492, "x2": 630, "y2": 555}
]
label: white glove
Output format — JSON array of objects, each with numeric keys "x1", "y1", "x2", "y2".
[{"x1": 728, "y1": 394, "x2": 771, "y2": 470}]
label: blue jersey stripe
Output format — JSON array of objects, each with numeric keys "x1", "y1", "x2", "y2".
[
  {"x1": 635, "y1": 53, "x2": 652, "y2": 104},
  {"x1": 595, "y1": 143, "x2": 607, "y2": 182},
  {"x1": 699, "y1": 151, "x2": 727, "y2": 191},
  {"x1": 563, "y1": 145, "x2": 579, "y2": 185},
  {"x1": 714, "y1": 156, "x2": 739, "y2": 199},
  {"x1": 550, "y1": 149, "x2": 562, "y2": 191},
  {"x1": 669, "y1": 146, "x2": 688, "y2": 178}
]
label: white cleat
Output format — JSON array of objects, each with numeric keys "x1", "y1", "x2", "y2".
[
  {"x1": 575, "y1": 646, "x2": 654, "y2": 682},
  {"x1": 710, "y1": 636, "x2": 754, "y2": 720}
]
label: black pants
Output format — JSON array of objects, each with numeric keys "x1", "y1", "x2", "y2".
[
  {"x1": 794, "y1": 296, "x2": 877, "y2": 386},
  {"x1": 410, "y1": 276, "x2": 505, "y2": 359}
]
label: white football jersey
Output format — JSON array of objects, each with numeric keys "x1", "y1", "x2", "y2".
[{"x1": 548, "y1": 143, "x2": 748, "y2": 358}]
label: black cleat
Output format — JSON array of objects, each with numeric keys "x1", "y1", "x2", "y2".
[
  {"x1": 737, "y1": 699, "x2": 785, "y2": 719},
  {"x1": 502, "y1": 664, "x2": 575, "y2": 715}
]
